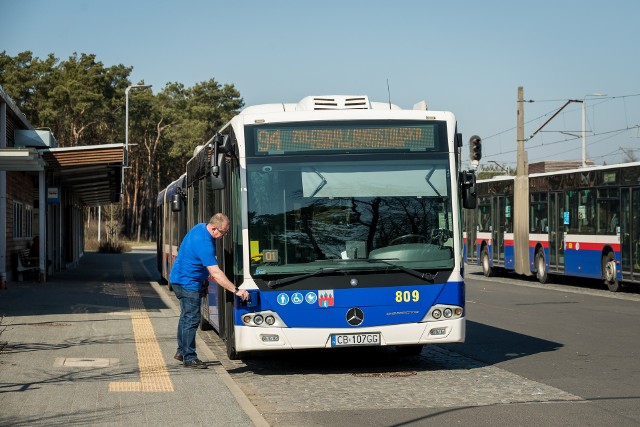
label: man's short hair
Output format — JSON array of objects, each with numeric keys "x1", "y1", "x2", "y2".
[{"x1": 209, "y1": 213, "x2": 229, "y2": 228}]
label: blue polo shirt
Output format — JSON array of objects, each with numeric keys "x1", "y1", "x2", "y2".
[{"x1": 169, "y1": 223, "x2": 218, "y2": 291}]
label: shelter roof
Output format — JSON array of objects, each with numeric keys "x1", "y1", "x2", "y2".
[{"x1": 39, "y1": 143, "x2": 124, "y2": 206}]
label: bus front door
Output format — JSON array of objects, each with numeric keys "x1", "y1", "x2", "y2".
[
  {"x1": 621, "y1": 187, "x2": 640, "y2": 281},
  {"x1": 548, "y1": 192, "x2": 564, "y2": 273},
  {"x1": 492, "y1": 196, "x2": 506, "y2": 266}
]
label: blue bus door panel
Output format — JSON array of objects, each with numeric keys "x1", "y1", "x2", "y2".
[
  {"x1": 504, "y1": 238, "x2": 515, "y2": 269},
  {"x1": 564, "y1": 240, "x2": 620, "y2": 279}
]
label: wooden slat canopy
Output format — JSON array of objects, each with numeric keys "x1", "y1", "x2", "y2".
[{"x1": 40, "y1": 144, "x2": 124, "y2": 206}]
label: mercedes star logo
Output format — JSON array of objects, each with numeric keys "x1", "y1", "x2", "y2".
[{"x1": 346, "y1": 307, "x2": 364, "y2": 326}]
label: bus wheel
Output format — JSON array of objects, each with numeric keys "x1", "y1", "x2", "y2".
[
  {"x1": 395, "y1": 344, "x2": 423, "y2": 357},
  {"x1": 603, "y1": 252, "x2": 621, "y2": 292},
  {"x1": 199, "y1": 294, "x2": 213, "y2": 331},
  {"x1": 535, "y1": 250, "x2": 548, "y2": 284},
  {"x1": 481, "y1": 247, "x2": 494, "y2": 277}
]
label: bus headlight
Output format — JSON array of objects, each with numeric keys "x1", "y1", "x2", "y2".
[
  {"x1": 239, "y1": 311, "x2": 287, "y2": 327},
  {"x1": 422, "y1": 305, "x2": 463, "y2": 322}
]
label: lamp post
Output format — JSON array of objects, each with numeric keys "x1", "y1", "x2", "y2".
[
  {"x1": 581, "y1": 93, "x2": 607, "y2": 167},
  {"x1": 125, "y1": 84, "x2": 152, "y2": 167}
]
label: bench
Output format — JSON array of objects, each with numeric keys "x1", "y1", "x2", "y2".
[{"x1": 16, "y1": 249, "x2": 38, "y2": 281}]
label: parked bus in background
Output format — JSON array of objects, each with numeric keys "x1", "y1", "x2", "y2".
[
  {"x1": 464, "y1": 161, "x2": 640, "y2": 292},
  {"x1": 158, "y1": 95, "x2": 479, "y2": 359}
]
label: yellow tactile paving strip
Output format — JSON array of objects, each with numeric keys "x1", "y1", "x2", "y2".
[{"x1": 109, "y1": 263, "x2": 174, "y2": 392}]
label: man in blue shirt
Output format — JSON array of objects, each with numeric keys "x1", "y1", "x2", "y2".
[{"x1": 170, "y1": 213, "x2": 249, "y2": 368}]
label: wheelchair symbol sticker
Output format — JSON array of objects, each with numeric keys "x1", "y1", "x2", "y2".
[{"x1": 291, "y1": 292, "x2": 303, "y2": 304}]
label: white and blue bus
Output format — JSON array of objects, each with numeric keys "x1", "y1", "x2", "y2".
[{"x1": 158, "y1": 95, "x2": 479, "y2": 359}]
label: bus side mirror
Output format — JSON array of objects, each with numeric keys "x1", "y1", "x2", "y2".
[
  {"x1": 171, "y1": 194, "x2": 182, "y2": 212},
  {"x1": 210, "y1": 134, "x2": 229, "y2": 190},
  {"x1": 461, "y1": 170, "x2": 477, "y2": 209},
  {"x1": 171, "y1": 187, "x2": 186, "y2": 212}
]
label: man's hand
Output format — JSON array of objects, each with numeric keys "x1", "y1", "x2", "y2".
[{"x1": 235, "y1": 288, "x2": 249, "y2": 301}]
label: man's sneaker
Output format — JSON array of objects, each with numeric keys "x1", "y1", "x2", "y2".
[
  {"x1": 183, "y1": 358, "x2": 207, "y2": 369},
  {"x1": 174, "y1": 353, "x2": 183, "y2": 362}
]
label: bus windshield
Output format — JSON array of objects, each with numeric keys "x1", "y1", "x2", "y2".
[{"x1": 247, "y1": 157, "x2": 454, "y2": 277}]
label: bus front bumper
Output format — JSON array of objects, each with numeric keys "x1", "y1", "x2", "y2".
[{"x1": 234, "y1": 318, "x2": 465, "y2": 352}]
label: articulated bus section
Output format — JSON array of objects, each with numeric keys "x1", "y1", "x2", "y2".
[{"x1": 464, "y1": 162, "x2": 640, "y2": 291}]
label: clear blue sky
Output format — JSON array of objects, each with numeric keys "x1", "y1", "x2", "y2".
[{"x1": 2, "y1": 0, "x2": 639, "y2": 168}]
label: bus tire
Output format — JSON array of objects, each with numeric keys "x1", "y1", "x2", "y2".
[
  {"x1": 481, "y1": 246, "x2": 494, "y2": 277},
  {"x1": 603, "y1": 252, "x2": 621, "y2": 292},
  {"x1": 225, "y1": 294, "x2": 243, "y2": 360},
  {"x1": 395, "y1": 344, "x2": 423, "y2": 356},
  {"x1": 199, "y1": 294, "x2": 213, "y2": 331},
  {"x1": 535, "y1": 250, "x2": 548, "y2": 284}
]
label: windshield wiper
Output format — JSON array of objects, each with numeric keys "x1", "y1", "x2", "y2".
[
  {"x1": 266, "y1": 267, "x2": 339, "y2": 289},
  {"x1": 365, "y1": 258, "x2": 439, "y2": 283},
  {"x1": 316, "y1": 258, "x2": 438, "y2": 282},
  {"x1": 265, "y1": 259, "x2": 438, "y2": 289}
]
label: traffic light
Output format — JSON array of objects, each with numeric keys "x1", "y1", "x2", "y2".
[{"x1": 469, "y1": 135, "x2": 482, "y2": 162}]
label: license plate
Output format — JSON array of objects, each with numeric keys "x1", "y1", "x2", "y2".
[{"x1": 331, "y1": 333, "x2": 381, "y2": 347}]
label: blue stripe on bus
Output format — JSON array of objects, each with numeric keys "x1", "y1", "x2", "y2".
[{"x1": 235, "y1": 281, "x2": 464, "y2": 328}]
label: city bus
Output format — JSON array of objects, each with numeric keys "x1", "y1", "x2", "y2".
[
  {"x1": 158, "y1": 94, "x2": 479, "y2": 359},
  {"x1": 464, "y1": 162, "x2": 640, "y2": 291}
]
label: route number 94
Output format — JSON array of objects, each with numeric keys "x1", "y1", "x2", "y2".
[{"x1": 395, "y1": 290, "x2": 419, "y2": 303}]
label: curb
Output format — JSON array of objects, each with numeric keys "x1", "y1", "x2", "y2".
[{"x1": 149, "y1": 280, "x2": 270, "y2": 427}]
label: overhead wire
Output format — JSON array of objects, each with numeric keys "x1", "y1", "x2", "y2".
[{"x1": 481, "y1": 93, "x2": 640, "y2": 162}]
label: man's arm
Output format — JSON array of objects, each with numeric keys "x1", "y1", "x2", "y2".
[{"x1": 206, "y1": 264, "x2": 249, "y2": 300}]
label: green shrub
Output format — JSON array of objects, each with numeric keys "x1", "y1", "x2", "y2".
[{"x1": 98, "y1": 240, "x2": 131, "y2": 253}]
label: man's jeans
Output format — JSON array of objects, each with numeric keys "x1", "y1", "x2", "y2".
[{"x1": 172, "y1": 284, "x2": 201, "y2": 362}]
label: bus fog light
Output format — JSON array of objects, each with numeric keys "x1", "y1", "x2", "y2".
[
  {"x1": 432, "y1": 309, "x2": 442, "y2": 319},
  {"x1": 443, "y1": 308, "x2": 453, "y2": 318},
  {"x1": 430, "y1": 327, "x2": 447, "y2": 336},
  {"x1": 260, "y1": 334, "x2": 280, "y2": 342},
  {"x1": 254, "y1": 315, "x2": 264, "y2": 325},
  {"x1": 265, "y1": 315, "x2": 275, "y2": 325}
]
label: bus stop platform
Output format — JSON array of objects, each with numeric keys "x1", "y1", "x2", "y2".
[{"x1": 0, "y1": 248, "x2": 268, "y2": 426}]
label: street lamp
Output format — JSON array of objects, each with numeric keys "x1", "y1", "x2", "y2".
[
  {"x1": 125, "y1": 84, "x2": 152, "y2": 167},
  {"x1": 581, "y1": 93, "x2": 607, "y2": 167}
]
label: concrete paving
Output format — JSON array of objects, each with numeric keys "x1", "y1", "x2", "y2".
[{"x1": 0, "y1": 248, "x2": 267, "y2": 427}]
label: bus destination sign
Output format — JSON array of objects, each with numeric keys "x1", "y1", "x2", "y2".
[{"x1": 255, "y1": 126, "x2": 437, "y2": 154}]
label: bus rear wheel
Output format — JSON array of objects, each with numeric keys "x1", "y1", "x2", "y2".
[
  {"x1": 481, "y1": 247, "x2": 494, "y2": 277},
  {"x1": 603, "y1": 252, "x2": 621, "y2": 292},
  {"x1": 535, "y1": 250, "x2": 548, "y2": 284}
]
